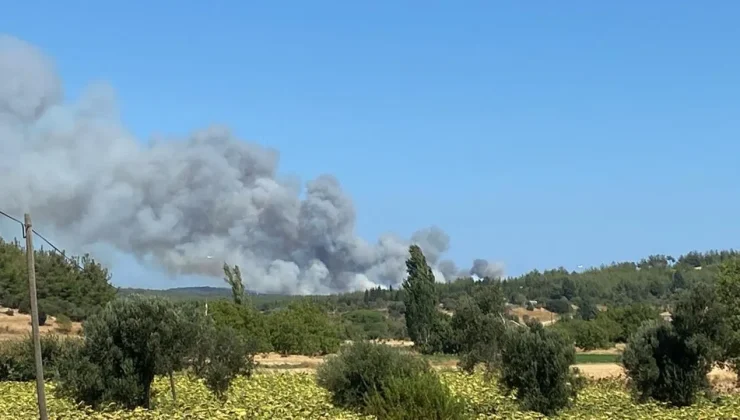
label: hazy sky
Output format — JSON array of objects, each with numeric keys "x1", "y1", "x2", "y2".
[{"x1": 2, "y1": 1, "x2": 739, "y2": 290}]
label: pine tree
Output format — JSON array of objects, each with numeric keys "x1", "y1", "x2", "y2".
[{"x1": 402, "y1": 245, "x2": 437, "y2": 351}]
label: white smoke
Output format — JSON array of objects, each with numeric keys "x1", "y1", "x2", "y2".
[{"x1": 0, "y1": 35, "x2": 505, "y2": 294}]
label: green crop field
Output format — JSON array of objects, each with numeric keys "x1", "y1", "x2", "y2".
[{"x1": 2, "y1": 372, "x2": 738, "y2": 419}]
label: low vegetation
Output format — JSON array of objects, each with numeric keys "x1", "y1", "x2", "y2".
[
  {"x1": 2, "y1": 234, "x2": 740, "y2": 418},
  {"x1": 2, "y1": 372, "x2": 740, "y2": 419}
]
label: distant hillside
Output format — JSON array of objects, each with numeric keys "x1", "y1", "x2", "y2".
[
  {"x1": 117, "y1": 286, "x2": 232, "y2": 301},
  {"x1": 117, "y1": 286, "x2": 306, "y2": 309}
]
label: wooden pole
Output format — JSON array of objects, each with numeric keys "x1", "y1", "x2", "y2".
[{"x1": 24, "y1": 213, "x2": 48, "y2": 420}]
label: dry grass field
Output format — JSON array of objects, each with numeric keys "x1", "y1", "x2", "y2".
[{"x1": 0, "y1": 306, "x2": 82, "y2": 341}]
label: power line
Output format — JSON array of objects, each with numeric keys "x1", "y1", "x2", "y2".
[{"x1": 0, "y1": 209, "x2": 83, "y2": 270}]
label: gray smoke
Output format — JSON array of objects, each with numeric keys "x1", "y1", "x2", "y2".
[
  {"x1": 469, "y1": 258, "x2": 505, "y2": 279},
  {"x1": 0, "y1": 35, "x2": 505, "y2": 294}
]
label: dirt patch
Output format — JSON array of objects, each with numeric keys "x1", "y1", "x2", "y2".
[
  {"x1": 255, "y1": 353, "x2": 325, "y2": 369},
  {"x1": 577, "y1": 343, "x2": 625, "y2": 355},
  {"x1": 575, "y1": 363, "x2": 737, "y2": 387},
  {"x1": 0, "y1": 306, "x2": 82, "y2": 341},
  {"x1": 508, "y1": 306, "x2": 558, "y2": 324}
]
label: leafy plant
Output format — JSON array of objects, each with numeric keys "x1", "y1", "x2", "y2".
[
  {"x1": 363, "y1": 371, "x2": 465, "y2": 420},
  {"x1": 316, "y1": 341, "x2": 430, "y2": 410},
  {"x1": 498, "y1": 322, "x2": 582, "y2": 415}
]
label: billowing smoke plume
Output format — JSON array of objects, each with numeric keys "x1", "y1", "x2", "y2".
[{"x1": 0, "y1": 35, "x2": 505, "y2": 294}]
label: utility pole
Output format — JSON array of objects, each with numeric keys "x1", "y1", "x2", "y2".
[{"x1": 24, "y1": 213, "x2": 48, "y2": 420}]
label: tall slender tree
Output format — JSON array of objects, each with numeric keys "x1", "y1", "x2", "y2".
[
  {"x1": 402, "y1": 245, "x2": 437, "y2": 351},
  {"x1": 223, "y1": 263, "x2": 245, "y2": 306}
]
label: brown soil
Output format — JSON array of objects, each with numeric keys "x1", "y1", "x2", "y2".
[
  {"x1": 575, "y1": 363, "x2": 737, "y2": 387},
  {"x1": 0, "y1": 306, "x2": 82, "y2": 341},
  {"x1": 508, "y1": 306, "x2": 558, "y2": 324}
]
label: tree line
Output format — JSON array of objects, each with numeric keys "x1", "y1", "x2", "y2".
[
  {"x1": 1, "y1": 237, "x2": 740, "y2": 417},
  {"x1": 0, "y1": 237, "x2": 116, "y2": 321}
]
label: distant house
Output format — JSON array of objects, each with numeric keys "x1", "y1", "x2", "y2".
[{"x1": 660, "y1": 311, "x2": 672, "y2": 322}]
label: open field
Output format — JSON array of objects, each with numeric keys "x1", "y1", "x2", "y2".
[
  {"x1": 255, "y1": 351, "x2": 738, "y2": 390},
  {"x1": 3, "y1": 371, "x2": 740, "y2": 419},
  {"x1": 508, "y1": 306, "x2": 558, "y2": 324},
  {"x1": 0, "y1": 307, "x2": 82, "y2": 341}
]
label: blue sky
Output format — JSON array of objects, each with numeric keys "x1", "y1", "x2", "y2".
[{"x1": 3, "y1": 2, "x2": 740, "y2": 289}]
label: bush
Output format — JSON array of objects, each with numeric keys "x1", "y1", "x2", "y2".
[
  {"x1": 555, "y1": 319, "x2": 611, "y2": 351},
  {"x1": 600, "y1": 304, "x2": 661, "y2": 343},
  {"x1": 545, "y1": 297, "x2": 571, "y2": 314},
  {"x1": 4, "y1": 309, "x2": 13, "y2": 316},
  {"x1": 0, "y1": 334, "x2": 74, "y2": 381},
  {"x1": 342, "y1": 309, "x2": 390, "y2": 341},
  {"x1": 55, "y1": 295, "x2": 197, "y2": 409},
  {"x1": 208, "y1": 300, "x2": 272, "y2": 353},
  {"x1": 363, "y1": 371, "x2": 465, "y2": 420},
  {"x1": 55, "y1": 314, "x2": 73, "y2": 334},
  {"x1": 316, "y1": 341, "x2": 430, "y2": 409},
  {"x1": 189, "y1": 325, "x2": 255, "y2": 400},
  {"x1": 498, "y1": 322, "x2": 581, "y2": 415},
  {"x1": 451, "y1": 295, "x2": 505, "y2": 372},
  {"x1": 269, "y1": 300, "x2": 341, "y2": 356},
  {"x1": 622, "y1": 284, "x2": 728, "y2": 407}
]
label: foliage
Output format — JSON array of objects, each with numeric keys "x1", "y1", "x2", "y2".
[
  {"x1": 577, "y1": 298, "x2": 599, "y2": 321},
  {"x1": 268, "y1": 300, "x2": 341, "y2": 356},
  {"x1": 341, "y1": 309, "x2": 389, "y2": 340},
  {"x1": 55, "y1": 314, "x2": 73, "y2": 333},
  {"x1": 622, "y1": 284, "x2": 728, "y2": 406},
  {"x1": 189, "y1": 325, "x2": 256, "y2": 400},
  {"x1": 54, "y1": 295, "x2": 198, "y2": 409},
  {"x1": 599, "y1": 304, "x2": 662, "y2": 343},
  {"x1": 222, "y1": 263, "x2": 246, "y2": 306},
  {"x1": 0, "y1": 334, "x2": 75, "y2": 381},
  {"x1": 402, "y1": 245, "x2": 439, "y2": 353},
  {"x1": 555, "y1": 318, "x2": 611, "y2": 351},
  {"x1": 545, "y1": 297, "x2": 572, "y2": 314},
  {"x1": 363, "y1": 371, "x2": 465, "y2": 420},
  {"x1": 497, "y1": 322, "x2": 581, "y2": 415},
  {"x1": 316, "y1": 341, "x2": 430, "y2": 410},
  {"x1": 452, "y1": 291, "x2": 506, "y2": 372},
  {"x1": 0, "y1": 237, "x2": 116, "y2": 321},
  {"x1": 6, "y1": 371, "x2": 740, "y2": 419},
  {"x1": 717, "y1": 257, "x2": 740, "y2": 377},
  {"x1": 207, "y1": 300, "x2": 272, "y2": 353}
]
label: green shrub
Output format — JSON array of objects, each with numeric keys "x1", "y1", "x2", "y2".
[
  {"x1": 545, "y1": 297, "x2": 571, "y2": 314},
  {"x1": 622, "y1": 284, "x2": 728, "y2": 407},
  {"x1": 498, "y1": 322, "x2": 581, "y2": 415},
  {"x1": 600, "y1": 303, "x2": 661, "y2": 343},
  {"x1": 269, "y1": 300, "x2": 341, "y2": 356},
  {"x1": 342, "y1": 309, "x2": 390, "y2": 341},
  {"x1": 0, "y1": 334, "x2": 75, "y2": 381},
  {"x1": 555, "y1": 319, "x2": 611, "y2": 351},
  {"x1": 189, "y1": 325, "x2": 256, "y2": 400},
  {"x1": 452, "y1": 295, "x2": 505, "y2": 372},
  {"x1": 208, "y1": 300, "x2": 272, "y2": 353},
  {"x1": 55, "y1": 295, "x2": 198, "y2": 409},
  {"x1": 364, "y1": 371, "x2": 465, "y2": 420},
  {"x1": 316, "y1": 341, "x2": 430, "y2": 409},
  {"x1": 55, "y1": 314, "x2": 73, "y2": 334}
]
